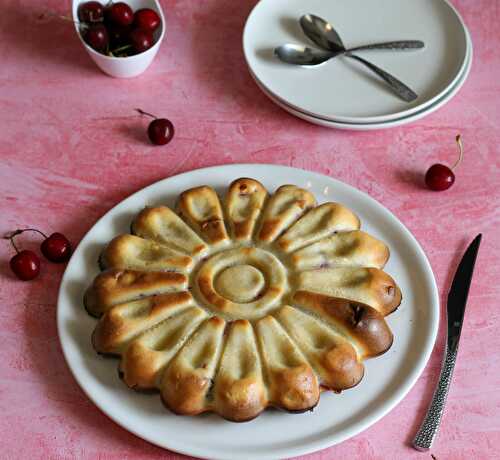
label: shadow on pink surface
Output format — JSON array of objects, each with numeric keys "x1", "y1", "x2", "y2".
[
  {"x1": 188, "y1": 0, "x2": 286, "y2": 120},
  {"x1": 394, "y1": 169, "x2": 427, "y2": 190},
  {"x1": 2, "y1": 2, "x2": 100, "y2": 78}
]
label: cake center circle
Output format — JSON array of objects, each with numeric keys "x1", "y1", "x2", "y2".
[
  {"x1": 194, "y1": 246, "x2": 288, "y2": 319},
  {"x1": 214, "y1": 264, "x2": 265, "y2": 303}
]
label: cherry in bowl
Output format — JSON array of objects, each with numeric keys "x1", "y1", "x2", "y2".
[
  {"x1": 83, "y1": 24, "x2": 109, "y2": 52},
  {"x1": 134, "y1": 8, "x2": 161, "y2": 32},
  {"x1": 78, "y1": 1, "x2": 104, "y2": 23},
  {"x1": 106, "y1": 2, "x2": 134, "y2": 27},
  {"x1": 73, "y1": 0, "x2": 165, "y2": 77}
]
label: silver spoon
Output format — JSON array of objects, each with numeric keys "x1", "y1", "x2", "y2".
[
  {"x1": 274, "y1": 44, "x2": 418, "y2": 102},
  {"x1": 299, "y1": 14, "x2": 419, "y2": 102},
  {"x1": 300, "y1": 14, "x2": 424, "y2": 53},
  {"x1": 274, "y1": 44, "x2": 334, "y2": 65}
]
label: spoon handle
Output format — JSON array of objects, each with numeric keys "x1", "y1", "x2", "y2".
[
  {"x1": 348, "y1": 40, "x2": 425, "y2": 53},
  {"x1": 345, "y1": 53, "x2": 418, "y2": 102}
]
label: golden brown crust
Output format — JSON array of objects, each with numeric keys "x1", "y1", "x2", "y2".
[
  {"x1": 162, "y1": 371, "x2": 211, "y2": 415},
  {"x1": 225, "y1": 178, "x2": 268, "y2": 241},
  {"x1": 120, "y1": 341, "x2": 162, "y2": 389},
  {"x1": 84, "y1": 268, "x2": 187, "y2": 317},
  {"x1": 292, "y1": 290, "x2": 394, "y2": 358},
  {"x1": 83, "y1": 177, "x2": 402, "y2": 421},
  {"x1": 290, "y1": 230, "x2": 390, "y2": 271},
  {"x1": 297, "y1": 267, "x2": 402, "y2": 316},
  {"x1": 177, "y1": 186, "x2": 229, "y2": 246},
  {"x1": 255, "y1": 315, "x2": 320, "y2": 411},
  {"x1": 195, "y1": 247, "x2": 288, "y2": 320},
  {"x1": 132, "y1": 206, "x2": 208, "y2": 256},
  {"x1": 214, "y1": 320, "x2": 267, "y2": 421},
  {"x1": 258, "y1": 185, "x2": 316, "y2": 243},
  {"x1": 216, "y1": 378, "x2": 267, "y2": 422},
  {"x1": 274, "y1": 305, "x2": 364, "y2": 391},
  {"x1": 92, "y1": 291, "x2": 193, "y2": 355},
  {"x1": 160, "y1": 317, "x2": 226, "y2": 415},
  {"x1": 320, "y1": 342, "x2": 365, "y2": 390},
  {"x1": 119, "y1": 306, "x2": 208, "y2": 390},
  {"x1": 101, "y1": 234, "x2": 193, "y2": 272},
  {"x1": 277, "y1": 202, "x2": 360, "y2": 253},
  {"x1": 271, "y1": 364, "x2": 320, "y2": 411}
]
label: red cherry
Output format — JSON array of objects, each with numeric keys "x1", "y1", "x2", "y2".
[
  {"x1": 10, "y1": 250, "x2": 40, "y2": 281},
  {"x1": 107, "y1": 2, "x2": 134, "y2": 26},
  {"x1": 425, "y1": 164, "x2": 455, "y2": 191},
  {"x1": 78, "y1": 1, "x2": 104, "y2": 23},
  {"x1": 134, "y1": 8, "x2": 161, "y2": 32},
  {"x1": 84, "y1": 23, "x2": 109, "y2": 52},
  {"x1": 108, "y1": 24, "x2": 131, "y2": 48},
  {"x1": 425, "y1": 135, "x2": 463, "y2": 191},
  {"x1": 129, "y1": 28, "x2": 154, "y2": 53},
  {"x1": 135, "y1": 109, "x2": 175, "y2": 145},
  {"x1": 41, "y1": 233, "x2": 72, "y2": 263},
  {"x1": 148, "y1": 119, "x2": 175, "y2": 145}
]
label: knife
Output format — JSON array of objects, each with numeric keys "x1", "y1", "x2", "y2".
[{"x1": 412, "y1": 234, "x2": 482, "y2": 451}]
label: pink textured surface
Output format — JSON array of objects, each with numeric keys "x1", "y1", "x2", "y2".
[{"x1": 1, "y1": 0, "x2": 499, "y2": 458}]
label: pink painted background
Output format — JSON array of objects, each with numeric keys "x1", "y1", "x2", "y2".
[{"x1": 1, "y1": 0, "x2": 499, "y2": 458}]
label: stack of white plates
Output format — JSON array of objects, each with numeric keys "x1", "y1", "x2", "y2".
[{"x1": 243, "y1": 0, "x2": 472, "y2": 130}]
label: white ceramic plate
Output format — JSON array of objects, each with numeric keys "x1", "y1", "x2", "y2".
[
  {"x1": 57, "y1": 165, "x2": 439, "y2": 460},
  {"x1": 243, "y1": 0, "x2": 468, "y2": 124},
  {"x1": 251, "y1": 28, "x2": 472, "y2": 130}
]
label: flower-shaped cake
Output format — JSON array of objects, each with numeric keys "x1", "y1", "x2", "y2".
[{"x1": 84, "y1": 178, "x2": 401, "y2": 422}]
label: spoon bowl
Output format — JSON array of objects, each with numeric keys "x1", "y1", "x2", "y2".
[
  {"x1": 274, "y1": 44, "x2": 333, "y2": 66},
  {"x1": 300, "y1": 14, "x2": 345, "y2": 51}
]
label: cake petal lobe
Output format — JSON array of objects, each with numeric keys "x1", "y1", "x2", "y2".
[
  {"x1": 278, "y1": 202, "x2": 360, "y2": 253},
  {"x1": 225, "y1": 178, "x2": 268, "y2": 241},
  {"x1": 258, "y1": 185, "x2": 316, "y2": 243}
]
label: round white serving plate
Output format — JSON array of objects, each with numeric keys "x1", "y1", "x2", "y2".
[
  {"x1": 243, "y1": 0, "x2": 468, "y2": 124},
  {"x1": 251, "y1": 29, "x2": 472, "y2": 130},
  {"x1": 57, "y1": 165, "x2": 439, "y2": 460}
]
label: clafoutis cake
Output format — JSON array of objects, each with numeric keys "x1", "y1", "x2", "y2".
[{"x1": 84, "y1": 178, "x2": 401, "y2": 422}]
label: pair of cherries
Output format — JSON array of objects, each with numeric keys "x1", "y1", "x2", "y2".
[{"x1": 4, "y1": 229, "x2": 72, "y2": 281}]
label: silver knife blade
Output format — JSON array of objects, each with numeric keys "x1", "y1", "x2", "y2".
[
  {"x1": 447, "y1": 233, "x2": 482, "y2": 352},
  {"x1": 412, "y1": 233, "x2": 482, "y2": 451}
]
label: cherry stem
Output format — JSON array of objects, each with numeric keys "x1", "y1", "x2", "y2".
[
  {"x1": 3, "y1": 233, "x2": 20, "y2": 254},
  {"x1": 40, "y1": 11, "x2": 88, "y2": 29},
  {"x1": 3, "y1": 228, "x2": 48, "y2": 240},
  {"x1": 3, "y1": 228, "x2": 49, "y2": 253},
  {"x1": 451, "y1": 135, "x2": 463, "y2": 170},
  {"x1": 112, "y1": 44, "x2": 133, "y2": 54},
  {"x1": 135, "y1": 108, "x2": 157, "y2": 119}
]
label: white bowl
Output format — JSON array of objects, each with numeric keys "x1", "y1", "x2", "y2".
[{"x1": 72, "y1": 0, "x2": 165, "y2": 78}]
